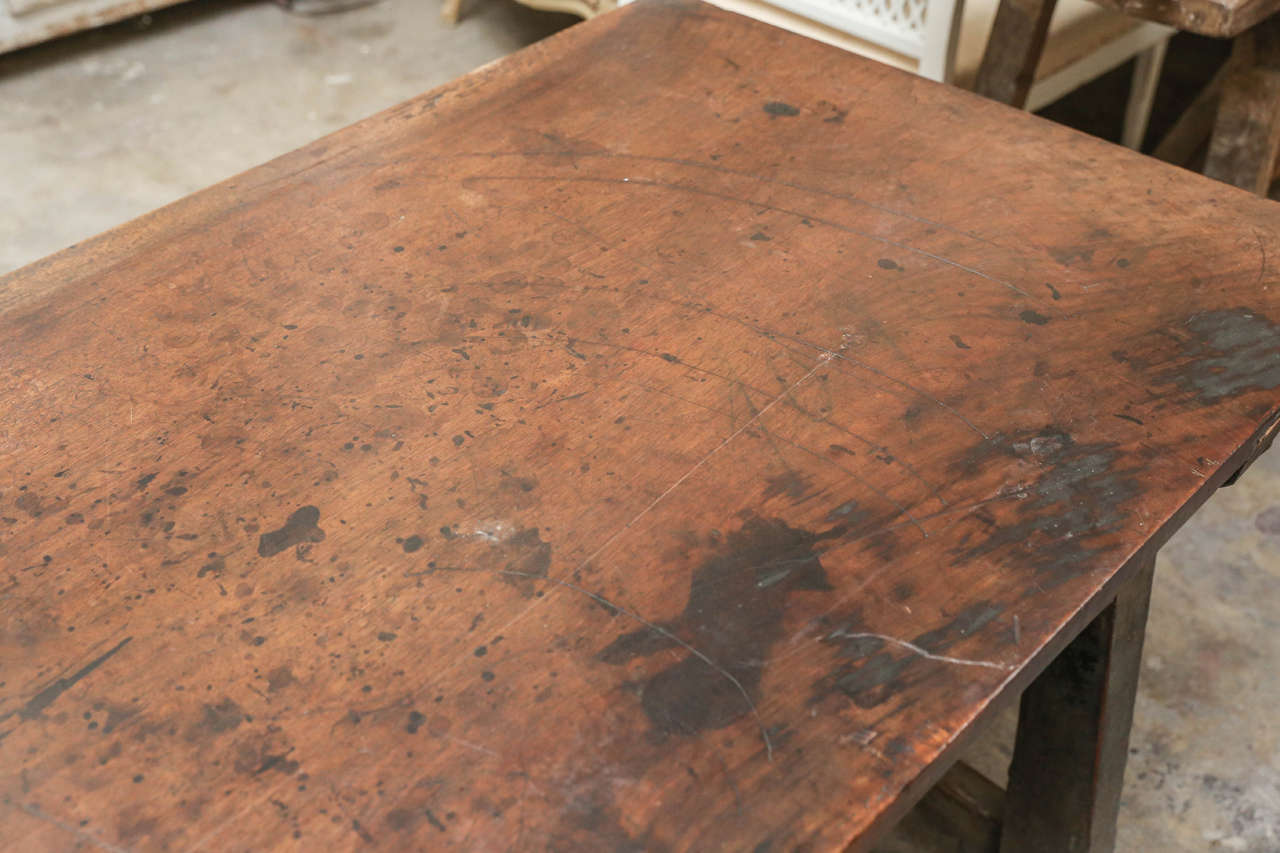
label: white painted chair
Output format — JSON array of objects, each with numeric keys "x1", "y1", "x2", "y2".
[{"x1": 658, "y1": 0, "x2": 1172, "y2": 149}]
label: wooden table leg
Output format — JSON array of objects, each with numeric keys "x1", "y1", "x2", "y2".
[
  {"x1": 1205, "y1": 18, "x2": 1280, "y2": 194},
  {"x1": 998, "y1": 552, "x2": 1157, "y2": 853},
  {"x1": 973, "y1": 0, "x2": 1060, "y2": 108}
]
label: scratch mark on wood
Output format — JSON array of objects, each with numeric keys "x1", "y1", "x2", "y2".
[{"x1": 6, "y1": 636, "x2": 132, "y2": 723}]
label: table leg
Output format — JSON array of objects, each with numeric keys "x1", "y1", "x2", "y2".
[
  {"x1": 998, "y1": 552, "x2": 1157, "y2": 853},
  {"x1": 1205, "y1": 19, "x2": 1280, "y2": 194},
  {"x1": 973, "y1": 0, "x2": 1060, "y2": 108}
]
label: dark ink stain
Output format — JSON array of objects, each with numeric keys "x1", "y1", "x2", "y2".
[
  {"x1": 814, "y1": 602, "x2": 1002, "y2": 708},
  {"x1": 267, "y1": 666, "x2": 295, "y2": 692},
  {"x1": 1019, "y1": 309, "x2": 1050, "y2": 326},
  {"x1": 763, "y1": 101, "x2": 800, "y2": 117},
  {"x1": 14, "y1": 637, "x2": 132, "y2": 720},
  {"x1": 14, "y1": 492, "x2": 45, "y2": 518},
  {"x1": 599, "y1": 516, "x2": 834, "y2": 738},
  {"x1": 878, "y1": 258, "x2": 903, "y2": 271},
  {"x1": 102, "y1": 705, "x2": 135, "y2": 734},
  {"x1": 950, "y1": 428, "x2": 1139, "y2": 585},
  {"x1": 1049, "y1": 246, "x2": 1094, "y2": 266},
  {"x1": 199, "y1": 698, "x2": 244, "y2": 734},
  {"x1": 257, "y1": 506, "x2": 325, "y2": 558},
  {"x1": 950, "y1": 335, "x2": 970, "y2": 350},
  {"x1": 255, "y1": 753, "x2": 300, "y2": 776},
  {"x1": 1166, "y1": 309, "x2": 1280, "y2": 401},
  {"x1": 232, "y1": 730, "x2": 299, "y2": 776},
  {"x1": 198, "y1": 553, "x2": 225, "y2": 578},
  {"x1": 494, "y1": 527, "x2": 553, "y2": 596},
  {"x1": 763, "y1": 471, "x2": 811, "y2": 501}
]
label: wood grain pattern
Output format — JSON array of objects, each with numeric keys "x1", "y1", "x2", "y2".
[
  {"x1": 2, "y1": 2, "x2": 1280, "y2": 850},
  {"x1": 1085, "y1": 0, "x2": 1279, "y2": 38}
]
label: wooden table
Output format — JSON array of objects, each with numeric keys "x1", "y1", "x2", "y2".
[
  {"x1": 975, "y1": 0, "x2": 1280, "y2": 194},
  {"x1": 3, "y1": 2, "x2": 1280, "y2": 850}
]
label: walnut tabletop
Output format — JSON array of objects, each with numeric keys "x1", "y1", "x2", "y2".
[{"x1": 3, "y1": 2, "x2": 1280, "y2": 850}]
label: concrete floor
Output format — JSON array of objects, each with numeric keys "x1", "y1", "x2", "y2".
[
  {"x1": 2, "y1": 2, "x2": 1278, "y2": 850},
  {"x1": 0, "y1": 0, "x2": 573, "y2": 273}
]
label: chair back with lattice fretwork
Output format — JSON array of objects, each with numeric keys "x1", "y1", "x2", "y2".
[{"x1": 765, "y1": 0, "x2": 963, "y2": 79}]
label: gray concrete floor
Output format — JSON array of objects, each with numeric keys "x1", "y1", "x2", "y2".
[
  {"x1": 0, "y1": 0, "x2": 573, "y2": 273},
  {"x1": 2, "y1": 2, "x2": 1277, "y2": 850}
]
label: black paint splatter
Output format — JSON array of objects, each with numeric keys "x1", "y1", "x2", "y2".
[
  {"x1": 598, "y1": 516, "x2": 835, "y2": 738},
  {"x1": 950, "y1": 428, "x2": 1139, "y2": 585},
  {"x1": 257, "y1": 506, "x2": 326, "y2": 558},
  {"x1": 1166, "y1": 308, "x2": 1280, "y2": 401}
]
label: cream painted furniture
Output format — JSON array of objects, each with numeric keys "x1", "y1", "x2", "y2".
[
  {"x1": 445, "y1": 0, "x2": 1171, "y2": 151},
  {"x1": 1, "y1": 0, "x2": 184, "y2": 54},
  {"x1": 701, "y1": 0, "x2": 1170, "y2": 148}
]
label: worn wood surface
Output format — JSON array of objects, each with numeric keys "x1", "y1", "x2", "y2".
[
  {"x1": 3, "y1": 2, "x2": 1280, "y2": 850},
  {"x1": 1086, "y1": 0, "x2": 1279, "y2": 38},
  {"x1": 999, "y1": 551, "x2": 1157, "y2": 852},
  {"x1": 972, "y1": 0, "x2": 1060, "y2": 107},
  {"x1": 1205, "y1": 17, "x2": 1280, "y2": 193}
]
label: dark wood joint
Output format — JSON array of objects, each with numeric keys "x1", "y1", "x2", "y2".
[
  {"x1": 997, "y1": 553, "x2": 1157, "y2": 853},
  {"x1": 1223, "y1": 407, "x2": 1280, "y2": 486}
]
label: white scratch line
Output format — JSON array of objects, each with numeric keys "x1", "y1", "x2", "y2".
[
  {"x1": 829, "y1": 630, "x2": 1013, "y2": 671},
  {"x1": 443, "y1": 734, "x2": 500, "y2": 758}
]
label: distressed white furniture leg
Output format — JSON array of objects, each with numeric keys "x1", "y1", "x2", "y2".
[{"x1": 1123, "y1": 41, "x2": 1168, "y2": 149}]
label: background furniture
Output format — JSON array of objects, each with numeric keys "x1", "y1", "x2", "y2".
[
  {"x1": 445, "y1": 0, "x2": 1173, "y2": 150},
  {"x1": 0, "y1": 0, "x2": 182, "y2": 54},
  {"x1": 977, "y1": 0, "x2": 1280, "y2": 192},
  {"x1": 692, "y1": 0, "x2": 1171, "y2": 148},
  {"x1": 4, "y1": 2, "x2": 1280, "y2": 850}
]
